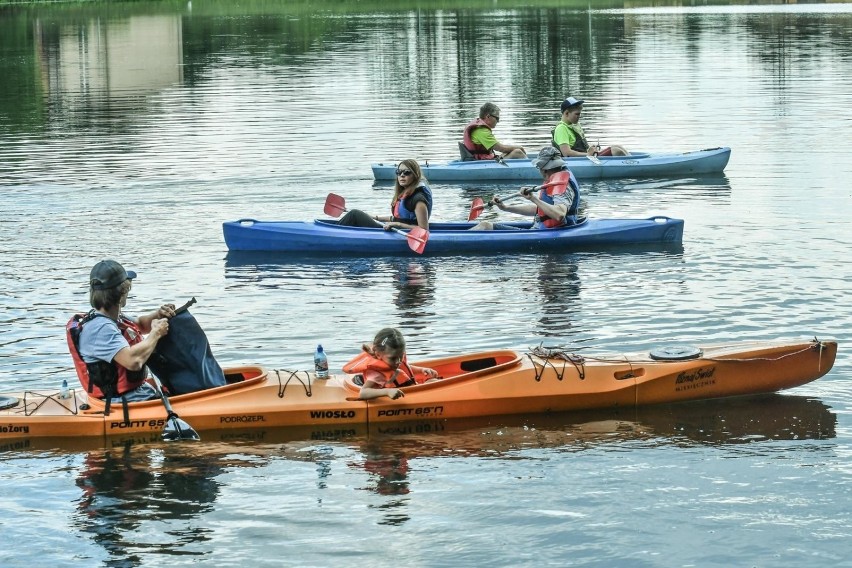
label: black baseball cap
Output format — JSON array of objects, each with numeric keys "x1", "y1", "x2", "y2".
[{"x1": 90, "y1": 260, "x2": 136, "y2": 290}]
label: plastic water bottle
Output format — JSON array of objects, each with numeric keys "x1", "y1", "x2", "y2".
[
  {"x1": 59, "y1": 379, "x2": 71, "y2": 399},
  {"x1": 314, "y1": 344, "x2": 329, "y2": 379}
]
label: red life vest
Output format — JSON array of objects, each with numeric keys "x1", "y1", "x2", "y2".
[
  {"x1": 66, "y1": 312, "x2": 148, "y2": 399},
  {"x1": 343, "y1": 351, "x2": 426, "y2": 387},
  {"x1": 462, "y1": 118, "x2": 496, "y2": 160},
  {"x1": 536, "y1": 170, "x2": 569, "y2": 228}
]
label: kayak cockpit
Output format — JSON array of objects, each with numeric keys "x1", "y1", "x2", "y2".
[
  {"x1": 79, "y1": 366, "x2": 270, "y2": 413},
  {"x1": 342, "y1": 350, "x2": 522, "y2": 393}
]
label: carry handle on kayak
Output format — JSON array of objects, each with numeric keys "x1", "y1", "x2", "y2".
[
  {"x1": 323, "y1": 193, "x2": 429, "y2": 254},
  {"x1": 467, "y1": 180, "x2": 562, "y2": 221}
]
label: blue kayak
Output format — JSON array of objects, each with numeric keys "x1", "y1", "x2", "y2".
[
  {"x1": 223, "y1": 217, "x2": 684, "y2": 255},
  {"x1": 371, "y1": 147, "x2": 730, "y2": 182}
]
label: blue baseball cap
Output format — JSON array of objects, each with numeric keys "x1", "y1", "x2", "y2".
[{"x1": 560, "y1": 97, "x2": 585, "y2": 112}]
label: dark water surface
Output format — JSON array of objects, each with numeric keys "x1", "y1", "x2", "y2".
[{"x1": 1, "y1": 1, "x2": 851, "y2": 566}]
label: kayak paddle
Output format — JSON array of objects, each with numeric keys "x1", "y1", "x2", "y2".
[
  {"x1": 467, "y1": 180, "x2": 562, "y2": 221},
  {"x1": 323, "y1": 193, "x2": 348, "y2": 217},
  {"x1": 323, "y1": 193, "x2": 429, "y2": 254},
  {"x1": 150, "y1": 373, "x2": 200, "y2": 441},
  {"x1": 587, "y1": 141, "x2": 602, "y2": 165}
]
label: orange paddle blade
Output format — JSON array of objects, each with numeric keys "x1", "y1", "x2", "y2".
[
  {"x1": 407, "y1": 227, "x2": 429, "y2": 254},
  {"x1": 324, "y1": 193, "x2": 347, "y2": 217},
  {"x1": 398, "y1": 227, "x2": 429, "y2": 254},
  {"x1": 468, "y1": 197, "x2": 486, "y2": 221}
]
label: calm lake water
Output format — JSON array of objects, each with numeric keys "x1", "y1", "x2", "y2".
[{"x1": 1, "y1": 1, "x2": 851, "y2": 566}]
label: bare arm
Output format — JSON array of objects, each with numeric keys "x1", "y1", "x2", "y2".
[
  {"x1": 560, "y1": 142, "x2": 599, "y2": 158},
  {"x1": 413, "y1": 202, "x2": 430, "y2": 230},
  {"x1": 112, "y1": 318, "x2": 169, "y2": 371},
  {"x1": 136, "y1": 303, "x2": 176, "y2": 333},
  {"x1": 359, "y1": 386, "x2": 404, "y2": 400},
  {"x1": 493, "y1": 192, "x2": 537, "y2": 217},
  {"x1": 526, "y1": 192, "x2": 568, "y2": 220},
  {"x1": 412, "y1": 365, "x2": 438, "y2": 379},
  {"x1": 358, "y1": 372, "x2": 405, "y2": 400}
]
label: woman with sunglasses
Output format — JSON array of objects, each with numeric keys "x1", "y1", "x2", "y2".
[{"x1": 338, "y1": 159, "x2": 433, "y2": 231}]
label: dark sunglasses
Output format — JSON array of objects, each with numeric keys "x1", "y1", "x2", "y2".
[
  {"x1": 396, "y1": 169, "x2": 413, "y2": 176},
  {"x1": 489, "y1": 114, "x2": 500, "y2": 122}
]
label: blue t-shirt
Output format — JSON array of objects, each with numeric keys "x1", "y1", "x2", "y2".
[
  {"x1": 77, "y1": 313, "x2": 158, "y2": 402},
  {"x1": 78, "y1": 314, "x2": 130, "y2": 364}
]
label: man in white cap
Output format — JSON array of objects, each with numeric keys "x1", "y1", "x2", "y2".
[
  {"x1": 470, "y1": 147, "x2": 580, "y2": 231},
  {"x1": 552, "y1": 97, "x2": 629, "y2": 158}
]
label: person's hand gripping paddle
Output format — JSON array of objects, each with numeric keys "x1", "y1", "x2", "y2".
[{"x1": 467, "y1": 180, "x2": 562, "y2": 221}]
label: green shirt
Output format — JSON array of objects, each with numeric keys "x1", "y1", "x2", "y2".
[
  {"x1": 553, "y1": 121, "x2": 586, "y2": 150},
  {"x1": 470, "y1": 126, "x2": 497, "y2": 151}
]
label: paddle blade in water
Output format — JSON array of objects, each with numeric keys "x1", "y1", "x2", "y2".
[
  {"x1": 163, "y1": 413, "x2": 201, "y2": 441},
  {"x1": 324, "y1": 193, "x2": 347, "y2": 217},
  {"x1": 468, "y1": 197, "x2": 485, "y2": 221}
]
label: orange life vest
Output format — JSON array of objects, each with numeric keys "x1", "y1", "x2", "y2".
[
  {"x1": 66, "y1": 311, "x2": 148, "y2": 399},
  {"x1": 462, "y1": 118, "x2": 496, "y2": 160},
  {"x1": 343, "y1": 351, "x2": 426, "y2": 387}
]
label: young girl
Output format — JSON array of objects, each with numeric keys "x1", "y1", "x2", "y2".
[{"x1": 343, "y1": 328, "x2": 439, "y2": 400}]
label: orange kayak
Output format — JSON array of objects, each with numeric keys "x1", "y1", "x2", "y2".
[{"x1": 0, "y1": 339, "x2": 836, "y2": 443}]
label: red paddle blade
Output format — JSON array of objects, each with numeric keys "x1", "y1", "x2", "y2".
[
  {"x1": 406, "y1": 227, "x2": 429, "y2": 254},
  {"x1": 468, "y1": 197, "x2": 486, "y2": 221},
  {"x1": 324, "y1": 193, "x2": 347, "y2": 217}
]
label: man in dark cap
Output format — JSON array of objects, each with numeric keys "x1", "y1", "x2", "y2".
[
  {"x1": 552, "y1": 97, "x2": 629, "y2": 158},
  {"x1": 70, "y1": 260, "x2": 175, "y2": 402}
]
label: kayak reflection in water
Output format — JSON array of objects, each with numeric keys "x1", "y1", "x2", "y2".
[
  {"x1": 470, "y1": 147, "x2": 580, "y2": 231},
  {"x1": 74, "y1": 442, "x2": 231, "y2": 561},
  {"x1": 337, "y1": 159, "x2": 433, "y2": 231},
  {"x1": 343, "y1": 327, "x2": 440, "y2": 401}
]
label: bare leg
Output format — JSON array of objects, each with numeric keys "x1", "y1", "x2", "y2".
[{"x1": 469, "y1": 221, "x2": 494, "y2": 231}]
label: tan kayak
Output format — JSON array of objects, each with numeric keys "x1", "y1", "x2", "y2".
[{"x1": 0, "y1": 339, "x2": 836, "y2": 443}]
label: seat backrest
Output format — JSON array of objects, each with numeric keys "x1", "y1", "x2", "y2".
[{"x1": 458, "y1": 141, "x2": 475, "y2": 161}]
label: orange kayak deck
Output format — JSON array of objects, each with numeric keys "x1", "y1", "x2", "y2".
[{"x1": 0, "y1": 339, "x2": 837, "y2": 442}]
